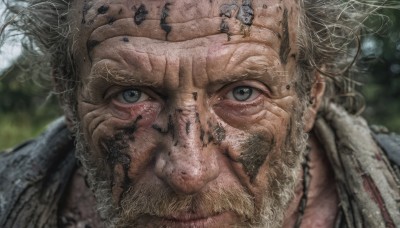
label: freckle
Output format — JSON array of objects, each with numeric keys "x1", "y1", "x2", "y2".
[
  {"x1": 97, "y1": 5, "x2": 109, "y2": 14},
  {"x1": 122, "y1": 37, "x2": 129, "y2": 42},
  {"x1": 286, "y1": 85, "x2": 291, "y2": 90}
]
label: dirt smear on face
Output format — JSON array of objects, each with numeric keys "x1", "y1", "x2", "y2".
[
  {"x1": 239, "y1": 134, "x2": 275, "y2": 182},
  {"x1": 102, "y1": 115, "x2": 142, "y2": 202},
  {"x1": 160, "y1": 3, "x2": 172, "y2": 40},
  {"x1": 279, "y1": 8, "x2": 291, "y2": 64},
  {"x1": 134, "y1": 4, "x2": 148, "y2": 25}
]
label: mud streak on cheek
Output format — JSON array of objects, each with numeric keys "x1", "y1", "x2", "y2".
[
  {"x1": 280, "y1": 8, "x2": 291, "y2": 64},
  {"x1": 239, "y1": 134, "x2": 275, "y2": 182},
  {"x1": 102, "y1": 115, "x2": 142, "y2": 202}
]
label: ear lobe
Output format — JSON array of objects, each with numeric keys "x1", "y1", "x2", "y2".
[{"x1": 303, "y1": 72, "x2": 326, "y2": 132}]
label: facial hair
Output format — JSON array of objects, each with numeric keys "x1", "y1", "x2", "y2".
[{"x1": 74, "y1": 101, "x2": 308, "y2": 228}]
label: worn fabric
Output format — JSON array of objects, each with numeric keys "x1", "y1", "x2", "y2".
[
  {"x1": 0, "y1": 108, "x2": 399, "y2": 227},
  {"x1": 314, "y1": 104, "x2": 400, "y2": 228}
]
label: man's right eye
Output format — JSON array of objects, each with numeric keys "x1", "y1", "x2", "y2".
[{"x1": 116, "y1": 89, "x2": 150, "y2": 104}]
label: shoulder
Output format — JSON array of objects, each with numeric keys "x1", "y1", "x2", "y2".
[
  {"x1": 0, "y1": 117, "x2": 76, "y2": 228},
  {"x1": 371, "y1": 125, "x2": 400, "y2": 167}
]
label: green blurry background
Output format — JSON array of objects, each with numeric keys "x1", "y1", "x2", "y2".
[{"x1": 1, "y1": 6, "x2": 399, "y2": 151}]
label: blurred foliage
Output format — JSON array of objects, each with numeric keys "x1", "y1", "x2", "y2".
[
  {"x1": 359, "y1": 6, "x2": 400, "y2": 132},
  {"x1": 0, "y1": 4, "x2": 400, "y2": 151},
  {"x1": 0, "y1": 53, "x2": 61, "y2": 150}
]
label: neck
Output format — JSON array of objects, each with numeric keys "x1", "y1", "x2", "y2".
[{"x1": 283, "y1": 132, "x2": 339, "y2": 227}]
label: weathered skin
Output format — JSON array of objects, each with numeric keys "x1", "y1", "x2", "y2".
[{"x1": 65, "y1": 0, "x2": 337, "y2": 226}]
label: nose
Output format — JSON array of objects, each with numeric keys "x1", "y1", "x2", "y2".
[{"x1": 154, "y1": 106, "x2": 220, "y2": 195}]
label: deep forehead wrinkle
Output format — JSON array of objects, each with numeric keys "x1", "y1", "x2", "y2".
[{"x1": 75, "y1": 0, "x2": 291, "y2": 46}]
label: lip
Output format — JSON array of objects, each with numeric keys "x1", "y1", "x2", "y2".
[{"x1": 158, "y1": 211, "x2": 236, "y2": 228}]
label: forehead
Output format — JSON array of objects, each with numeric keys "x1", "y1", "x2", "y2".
[{"x1": 70, "y1": 0, "x2": 300, "y2": 87}]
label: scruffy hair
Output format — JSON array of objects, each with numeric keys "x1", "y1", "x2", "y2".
[{"x1": 1, "y1": 0, "x2": 397, "y2": 123}]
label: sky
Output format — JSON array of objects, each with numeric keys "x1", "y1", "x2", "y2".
[{"x1": 0, "y1": 4, "x2": 22, "y2": 73}]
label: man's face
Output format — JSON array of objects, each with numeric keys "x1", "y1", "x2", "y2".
[{"x1": 72, "y1": 0, "x2": 307, "y2": 226}]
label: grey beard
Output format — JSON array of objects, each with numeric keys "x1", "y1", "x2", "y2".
[{"x1": 74, "y1": 102, "x2": 308, "y2": 228}]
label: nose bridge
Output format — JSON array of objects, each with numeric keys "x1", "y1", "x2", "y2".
[{"x1": 156, "y1": 95, "x2": 220, "y2": 194}]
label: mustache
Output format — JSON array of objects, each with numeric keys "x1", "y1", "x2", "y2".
[{"x1": 118, "y1": 181, "x2": 255, "y2": 223}]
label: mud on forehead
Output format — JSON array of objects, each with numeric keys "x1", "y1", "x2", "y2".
[{"x1": 72, "y1": 0, "x2": 299, "y2": 52}]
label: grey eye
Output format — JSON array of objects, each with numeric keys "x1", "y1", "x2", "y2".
[
  {"x1": 121, "y1": 89, "x2": 141, "y2": 103},
  {"x1": 232, "y1": 86, "x2": 253, "y2": 101}
]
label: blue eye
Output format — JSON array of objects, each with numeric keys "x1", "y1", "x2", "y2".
[
  {"x1": 232, "y1": 86, "x2": 253, "y2": 101},
  {"x1": 117, "y1": 89, "x2": 148, "y2": 104}
]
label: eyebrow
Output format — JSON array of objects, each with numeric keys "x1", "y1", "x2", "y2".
[{"x1": 86, "y1": 63, "x2": 162, "y2": 91}]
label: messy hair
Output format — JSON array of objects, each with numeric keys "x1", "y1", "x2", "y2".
[{"x1": 0, "y1": 0, "x2": 397, "y2": 122}]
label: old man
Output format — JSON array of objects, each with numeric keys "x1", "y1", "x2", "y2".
[{"x1": 1, "y1": 0, "x2": 399, "y2": 227}]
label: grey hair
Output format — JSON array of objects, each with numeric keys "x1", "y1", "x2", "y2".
[{"x1": 0, "y1": 0, "x2": 397, "y2": 122}]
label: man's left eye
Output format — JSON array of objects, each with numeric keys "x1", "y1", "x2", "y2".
[
  {"x1": 116, "y1": 89, "x2": 149, "y2": 104},
  {"x1": 226, "y1": 86, "x2": 260, "y2": 102}
]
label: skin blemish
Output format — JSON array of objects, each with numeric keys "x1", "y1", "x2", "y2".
[
  {"x1": 97, "y1": 4, "x2": 109, "y2": 14},
  {"x1": 122, "y1": 37, "x2": 129, "y2": 42},
  {"x1": 220, "y1": 18, "x2": 229, "y2": 33},
  {"x1": 239, "y1": 134, "x2": 275, "y2": 181},
  {"x1": 286, "y1": 84, "x2": 291, "y2": 90},
  {"x1": 192, "y1": 92, "x2": 198, "y2": 101},
  {"x1": 200, "y1": 128, "x2": 205, "y2": 142},
  {"x1": 108, "y1": 16, "x2": 116, "y2": 25},
  {"x1": 195, "y1": 113, "x2": 200, "y2": 123},
  {"x1": 185, "y1": 121, "x2": 191, "y2": 135},
  {"x1": 160, "y1": 3, "x2": 172, "y2": 40},
  {"x1": 279, "y1": 8, "x2": 291, "y2": 64},
  {"x1": 263, "y1": 4, "x2": 268, "y2": 9},
  {"x1": 134, "y1": 4, "x2": 148, "y2": 25},
  {"x1": 236, "y1": 0, "x2": 254, "y2": 26},
  {"x1": 219, "y1": 3, "x2": 238, "y2": 18}
]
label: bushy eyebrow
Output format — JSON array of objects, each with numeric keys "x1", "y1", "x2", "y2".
[{"x1": 85, "y1": 63, "x2": 161, "y2": 91}]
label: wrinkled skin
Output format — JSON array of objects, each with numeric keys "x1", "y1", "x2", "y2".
[{"x1": 67, "y1": 0, "x2": 334, "y2": 227}]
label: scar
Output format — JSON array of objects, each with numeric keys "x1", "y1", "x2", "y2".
[
  {"x1": 236, "y1": 0, "x2": 254, "y2": 26},
  {"x1": 279, "y1": 8, "x2": 291, "y2": 64},
  {"x1": 97, "y1": 5, "x2": 109, "y2": 14},
  {"x1": 239, "y1": 134, "x2": 275, "y2": 181},
  {"x1": 134, "y1": 4, "x2": 148, "y2": 25},
  {"x1": 160, "y1": 3, "x2": 172, "y2": 40}
]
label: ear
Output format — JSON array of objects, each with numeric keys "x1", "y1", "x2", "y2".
[{"x1": 303, "y1": 71, "x2": 326, "y2": 132}]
